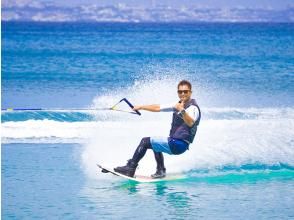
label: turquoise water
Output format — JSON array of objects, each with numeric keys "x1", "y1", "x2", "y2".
[
  {"x1": 2, "y1": 22, "x2": 294, "y2": 219},
  {"x1": 2, "y1": 144, "x2": 294, "y2": 219}
]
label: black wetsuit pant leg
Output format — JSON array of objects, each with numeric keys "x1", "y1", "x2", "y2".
[
  {"x1": 153, "y1": 151, "x2": 165, "y2": 170},
  {"x1": 131, "y1": 137, "x2": 152, "y2": 164}
]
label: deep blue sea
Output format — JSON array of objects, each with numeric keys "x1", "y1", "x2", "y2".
[{"x1": 2, "y1": 22, "x2": 294, "y2": 219}]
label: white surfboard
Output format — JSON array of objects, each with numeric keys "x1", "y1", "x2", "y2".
[{"x1": 97, "y1": 164, "x2": 185, "y2": 183}]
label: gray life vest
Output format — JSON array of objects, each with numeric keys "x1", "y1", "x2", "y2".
[{"x1": 169, "y1": 99, "x2": 201, "y2": 143}]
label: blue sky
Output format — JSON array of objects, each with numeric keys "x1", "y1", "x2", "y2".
[
  {"x1": 48, "y1": 0, "x2": 293, "y2": 9},
  {"x1": 3, "y1": 0, "x2": 293, "y2": 22}
]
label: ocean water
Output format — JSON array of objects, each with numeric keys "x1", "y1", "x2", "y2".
[{"x1": 2, "y1": 22, "x2": 294, "y2": 219}]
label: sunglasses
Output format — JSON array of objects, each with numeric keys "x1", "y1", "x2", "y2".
[{"x1": 177, "y1": 90, "x2": 190, "y2": 94}]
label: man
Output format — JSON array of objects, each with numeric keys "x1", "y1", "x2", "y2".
[{"x1": 114, "y1": 80, "x2": 201, "y2": 178}]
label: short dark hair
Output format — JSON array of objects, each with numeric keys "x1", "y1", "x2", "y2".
[{"x1": 178, "y1": 80, "x2": 192, "y2": 90}]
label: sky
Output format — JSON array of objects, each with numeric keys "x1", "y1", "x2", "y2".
[
  {"x1": 3, "y1": 0, "x2": 293, "y2": 22},
  {"x1": 6, "y1": 0, "x2": 294, "y2": 9}
]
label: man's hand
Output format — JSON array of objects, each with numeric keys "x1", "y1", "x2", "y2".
[
  {"x1": 174, "y1": 102, "x2": 184, "y2": 112},
  {"x1": 133, "y1": 105, "x2": 142, "y2": 111},
  {"x1": 174, "y1": 101, "x2": 195, "y2": 127}
]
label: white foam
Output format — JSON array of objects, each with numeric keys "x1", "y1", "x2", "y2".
[
  {"x1": 2, "y1": 77, "x2": 294, "y2": 179},
  {"x1": 86, "y1": 76, "x2": 293, "y2": 179},
  {"x1": 2, "y1": 108, "x2": 293, "y2": 179}
]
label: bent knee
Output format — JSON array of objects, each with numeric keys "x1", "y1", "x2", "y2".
[{"x1": 140, "y1": 137, "x2": 151, "y2": 149}]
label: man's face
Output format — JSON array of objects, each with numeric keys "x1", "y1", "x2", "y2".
[{"x1": 177, "y1": 84, "x2": 192, "y2": 103}]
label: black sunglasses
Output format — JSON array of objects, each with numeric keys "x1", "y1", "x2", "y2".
[{"x1": 177, "y1": 90, "x2": 190, "y2": 94}]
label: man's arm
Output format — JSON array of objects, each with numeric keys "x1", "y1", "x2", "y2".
[
  {"x1": 133, "y1": 104, "x2": 160, "y2": 112},
  {"x1": 180, "y1": 110, "x2": 195, "y2": 127},
  {"x1": 174, "y1": 102, "x2": 196, "y2": 127}
]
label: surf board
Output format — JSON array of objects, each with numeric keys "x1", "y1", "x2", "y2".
[{"x1": 97, "y1": 164, "x2": 185, "y2": 183}]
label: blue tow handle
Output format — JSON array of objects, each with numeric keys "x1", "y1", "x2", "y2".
[{"x1": 120, "y1": 98, "x2": 141, "y2": 116}]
